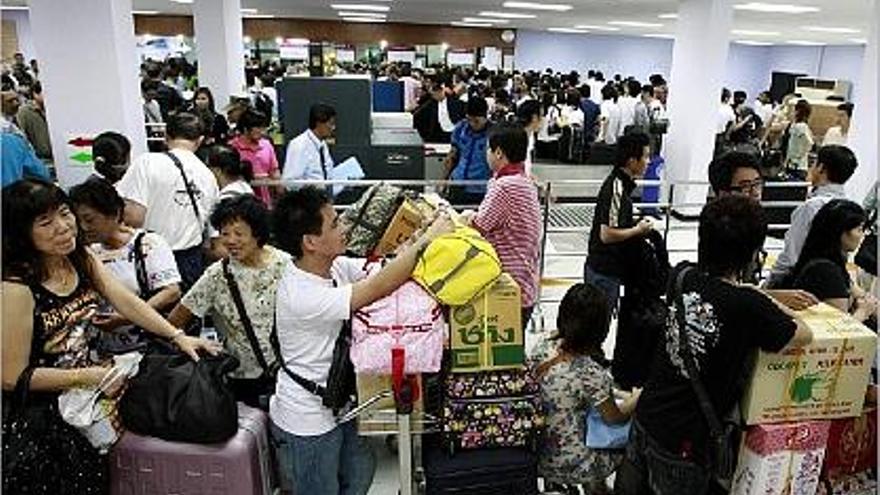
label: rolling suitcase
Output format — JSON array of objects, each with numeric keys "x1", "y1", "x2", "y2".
[
  {"x1": 110, "y1": 403, "x2": 273, "y2": 495},
  {"x1": 423, "y1": 441, "x2": 539, "y2": 495}
]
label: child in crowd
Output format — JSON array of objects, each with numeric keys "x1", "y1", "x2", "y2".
[
  {"x1": 531, "y1": 283, "x2": 640, "y2": 494},
  {"x1": 462, "y1": 122, "x2": 542, "y2": 325}
]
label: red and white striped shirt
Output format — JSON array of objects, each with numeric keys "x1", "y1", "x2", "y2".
[{"x1": 473, "y1": 164, "x2": 542, "y2": 307}]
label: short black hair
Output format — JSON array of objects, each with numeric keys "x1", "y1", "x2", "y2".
[
  {"x1": 487, "y1": 122, "x2": 528, "y2": 164},
  {"x1": 627, "y1": 79, "x2": 641, "y2": 98},
  {"x1": 708, "y1": 151, "x2": 761, "y2": 194},
  {"x1": 516, "y1": 99, "x2": 541, "y2": 125},
  {"x1": 601, "y1": 83, "x2": 618, "y2": 102},
  {"x1": 641, "y1": 84, "x2": 654, "y2": 95},
  {"x1": 308, "y1": 104, "x2": 337, "y2": 129},
  {"x1": 817, "y1": 145, "x2": 857, "y2": 184},
  {"x1": 237, "y1": 109, "x2": 269, "y2": 132},
  {"x1": 698, "y1": 195, "x2": 767, "y2": 277},
  {"x1": 140, "y1": 78, "x2": 160, "y2": 95},
  {"x1": 69, "y1": 177, "x2": 126, "y2": 220},
  {"x1": 273, "y1": 186, "x2": 332, "y2": 258},
  {"x1": 210, "y1": 195, "x2": 271, "y2": 247},
  {"x1": 553, "y1": 283, "x2": 610, "y2": 357},
  {"x1": 837, "y1": 102, "x2": 854, "y2": 118},
  {"x1": 92, "y1": 131, "x2": 131, "y2": 182},
  {"x1": 721, "y1": 88, "x2": 731, "y2": 102},
  {"x1": 615, "y1": 132, "x2": 650, "y2": 168},
  {"x1": 733, "y1": 90, "x2": 747, "y2": 101},
  {"x1": 466, "y1": 96, "x2": 488, "y2": 117},
  {"x1": 579, "y1": 84, "x2": 591, "y2": 99},
  {"x1": 205, "y1": 145, "x2": 254, "y2": 182},
  {"x1": 165, "y1": 112, "x2": 204, "y2": 141}
]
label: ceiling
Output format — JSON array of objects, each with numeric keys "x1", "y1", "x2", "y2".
[{"x1": 4, "y1": 0, "x2": 874, "y2": 45}]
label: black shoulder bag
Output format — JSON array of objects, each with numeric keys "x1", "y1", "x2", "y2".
[
  {"x1": 132, "y1": 230, "x2": 152, "y2": 298},
  {"x1": 222, "y1": 258, "x2": 278, "y2": 404},
  {"x1": 673, "y1": 266, "x2": 739, "y2": 483},
  {"x1": 269, "y1": 280, "x2": 356, "y2": 416}
]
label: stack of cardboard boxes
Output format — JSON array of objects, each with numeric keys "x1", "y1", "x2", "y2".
[{"x1": 732, "y1": 304, "x2": 877, "y2": 495}]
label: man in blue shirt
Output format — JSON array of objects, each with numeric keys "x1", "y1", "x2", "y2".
[
  {"x1": 444, "y1": 96, "x2": 491, "y2": 206},
  {"x1": 579, "y1": 84, "x2": 601, "y2": 143},
  {"x1": 2, "y1": 88, "x2": 49, "y2": 187}
]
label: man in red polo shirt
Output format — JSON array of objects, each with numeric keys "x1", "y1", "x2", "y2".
[{"x1": 463, "y1": 122, "x2": 542, "y2": 325}]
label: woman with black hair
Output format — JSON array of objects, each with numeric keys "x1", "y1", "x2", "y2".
[
  {"x1": 1, "y1": 179, "x2": 221, "y2": 494},
  {"x1": 229, "y1": 109, "x2": 280, "y2": 207},
  {"x1": 787, "y1": 199, "x2": 876, "y2": 322},
  {"x1": 191, "y1": 86, "x2": 230, "y2": 144},
  {"x1": 68, "y1": 178, "x2": 182, "y2": 328},
  {"x1": 167, "y1": 195, "x2": 291, "y2": 409},
  {"x1": 532, "y1": 282, "x2": 639, "y2": 494},
  {"x1": 204, "y1": 144, "x2": 254, "y2": 200},
  {"x1": 91, "y1": 131, "x2": 131, "y2": 184}
]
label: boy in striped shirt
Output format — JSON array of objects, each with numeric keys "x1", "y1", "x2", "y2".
[{"x1": 462, "y1": 122, "x2": 543, "y2": 326}]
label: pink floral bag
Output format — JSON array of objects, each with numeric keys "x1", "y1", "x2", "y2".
[{"x1": 351, "y1": 280, "x2": 446, "y2": 374}]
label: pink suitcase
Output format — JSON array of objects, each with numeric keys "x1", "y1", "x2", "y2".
[{"x1": 110, "y1": 403, "x2": 273, "y2": 495}]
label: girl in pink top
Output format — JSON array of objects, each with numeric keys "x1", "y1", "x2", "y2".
[{"x1": 229, "y1": 109, "x2": 280, "y2": 207}]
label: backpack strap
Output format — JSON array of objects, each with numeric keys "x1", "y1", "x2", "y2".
[
  {"x1": 222, "y1": 258, "x2": 274, "y2": 375},
  {"x1": 133, "y1": 231, "x2": 151, "y2": 298},
  {"x1": 673, "y1": 266, "x2": 726, "y2": 453}
]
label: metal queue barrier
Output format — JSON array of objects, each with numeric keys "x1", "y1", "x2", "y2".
[{"x1": 249, "y1": 177, "x2": 808, "y2": 494}]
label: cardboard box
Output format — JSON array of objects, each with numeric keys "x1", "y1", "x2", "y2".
[
  {"x1": 449, "y1": 273, "x2": 523, "y2": 373},
  {"x1": 355, "y1": 373, "x2": 425, "y2": 435},
  {"x1": 821, "y1": 407, "x2": 877, "y2": 480},
  {"x1": 741, "y1": 303, "x2": 877, "y2": 425},
  {"x1": 731, "y1": 421, "x2": 831, "y2": 495},
  {"x1": 374, "y1": 198, "x2": 426, "y2": 257}
]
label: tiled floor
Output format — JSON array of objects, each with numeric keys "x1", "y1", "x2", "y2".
[{"x1": 366, "y1": 166, "x2": 789, "y2": 494}]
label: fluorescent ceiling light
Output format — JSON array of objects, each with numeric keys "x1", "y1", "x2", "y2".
[
  {"x1": 658, "y1": 13, "x2": 678, "y2": 19},
  {"x1": 803, "y1": 26, "x2": 861, "y2": 34},
  {"x1": 0, "y1": 5, "x2": 28, "y2": 10},
  {"x1": 451, "y1": 21, "x2": 494, "y2": 27},
  {"x1": 342, "y1": 17, "x2": 386, "y2": 23},
  {"x1": 608, "y1": 21, "x2": 664, "y2": 28},
  {"x1": 463, "y1": 17, "x2": 509, "y2": 24},
  {"x1": 734, "y1": 3, "x2": 820, "y2": 14},
  {"x1": 330, "y1": 4, "x2": 391, "y2": 12},
  {"x1": 736, "y1": 40, "x2": 773, "y2": 46},
  {"x1": 337, "y1": 11, "x2": 387, "y2": 17},
  {"x1": 243, "y1": 14, "x2": 275, "y2": 18},
  {"x1": 574, "y1": 25, "x2": 621, "y2": 31},
  {"x1": 241, "y1": 8, "x2": 258, "y2": 14},
  {"x1": 243, "y1": 35, "x2": 253, "y2": 43},
  {"x1": 786, "y1": 40, "x2": 826, "y2": 45},
  {"x1": 133, "y1": 10, "x2": 160, "y2": 15},
  {"x1": 170, "y1": 0, "x2": 194, "y2": 4},
  {"x1": 849, "y1": 38, "x2": 868, "y2": 44},
  {"x1": 503, "y1": 2, "x2": 573, "y2": 12},
  {"x1": 643, "y1": 34, "x2": 675, "y2": 39},
  {"x1": 732, "y1": 29, "x2": 780, "y2": 36},
  {"x1": 478, "y1": 11, "x2": 537, "y2": 19},
  {"x1": 548, "y1": 27, "x2": 589, "y2": 34}
]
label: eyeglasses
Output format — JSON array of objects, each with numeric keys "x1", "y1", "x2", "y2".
[{"x1": 730, "y1": 179, "x2": 764, "y2": 195}]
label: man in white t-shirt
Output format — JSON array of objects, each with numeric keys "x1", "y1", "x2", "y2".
[
  {"x1": 617, "y1": 80, "x2": 641, "y2": 135},
  {"x1": 117, "y1": 112, "x2": 219, "y2": 290},
  {"x1": 269, "y1": 186, "x2": 453, "y2": 495},
  {"x1": 717, "y1": 88, "x2": 736, "y2": 135},
  {"x1": 822, "y1": 102, "x2": 853, "y2": 146}
]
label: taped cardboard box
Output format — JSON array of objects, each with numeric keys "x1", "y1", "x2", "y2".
[
  {"x1": 449, "y1": 273, "x2": 524, "y2": 373},
  {"x1": 741, "y1": 303, "x2": 876, "y2": 425},
  {"x1": 374, "y1": 198, "x2": 429, "y2": 257},
  {"x1": 355, "y1": 373, "x2": 425, "y2": 434},
  {"x1": 731, "y1": 420, "x2": 831, "y2": 495}
]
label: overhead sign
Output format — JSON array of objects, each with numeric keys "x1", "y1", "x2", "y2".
[{"x1": 279, "y1": 39, "x2": 309, "y2": 60}]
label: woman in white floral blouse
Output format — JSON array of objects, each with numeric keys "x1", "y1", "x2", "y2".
[
  {"x1": 532, "y1": 283, "x2": 641, "y2": 494},
  {"x1": 168, "y1": 195, "x2": 291, "y2": 409}
]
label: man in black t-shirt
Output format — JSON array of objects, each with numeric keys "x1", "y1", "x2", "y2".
[
  {"x1": 615, "y1": 196, "x2": 813, "y2": 495},
  {"x1": 584, "y1": 132, "x2": 653, "y2": 312}
]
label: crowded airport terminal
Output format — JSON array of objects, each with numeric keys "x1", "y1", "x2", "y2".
[{"x1": 0, "y1": 0, "x2": 878, "y2": 494}]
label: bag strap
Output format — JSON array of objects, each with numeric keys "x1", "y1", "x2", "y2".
[
  {"x1": 7, "y1": 367, "x2": 36, "y2": 420},
  {"x1": 133, "y1": 231, "x2": 150, "y2": 298},
  {"x1": 270, "y1": 318, "x2": 327, "y2": 398},
  {"x1": 535, "y1": 351, "x2": 571, "y2": 379},
  {"x1": 222, "y1": 258, "x2": 273, "y2": 375},
  {"x1": 428, "y1": 244, "x2": 480, "y2": 295},
  {"x1": 165, "y1": 151, "x2": 202, "y2": 223},
  {"x1": 673, "y1": 266, "x2": 725, "y2": 446}
]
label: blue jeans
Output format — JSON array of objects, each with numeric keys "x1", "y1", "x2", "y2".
[
  {"x1": 270, "y1": 420, "x2": 376, "y2": 495},
  {"x1": 584, "y1": 265, "x2": 621, "y2": 315}
]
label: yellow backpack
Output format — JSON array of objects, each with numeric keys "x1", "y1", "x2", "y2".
[{"x1": 412, "y1": 226, "x2": 502, "y2": 306}]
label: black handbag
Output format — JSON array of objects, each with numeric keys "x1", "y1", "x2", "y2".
[
  {"x1": 270, "y1": 283, "x2": 356, "y2": 415},
  {"x1": 120, "y1": 350, "x2": 240, "y2": 443},
  {"x1": 673, "y1": 266, "x2": 739, "y2": 483},
  {"x1": 855, "y1": 210, "x2": 877, "y2": 276}
]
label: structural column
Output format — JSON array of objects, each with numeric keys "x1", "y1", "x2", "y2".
[
  {"x1": 193, "y1": 0, "x2": 246, "y2": 110},
  {"x1": 845, "y1": 0, "x2": 878, "y2": 204},
  {"x1": 29, "y1": 0, "x2": 146, "y2": 188},
  {"x1": 662, "y1": 0, "x2": 734, "y2": 215}
]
